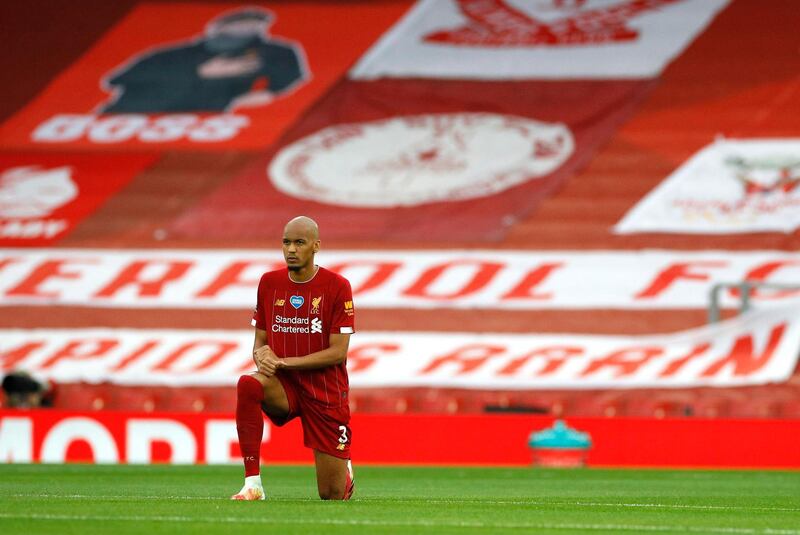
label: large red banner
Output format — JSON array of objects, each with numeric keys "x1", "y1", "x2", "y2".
[
  {"x1": 2, "y1": 410, "x2": 799, "y2": 468},
  {"x1": 167, "y1": 0, "x2": 730, "y2": 242},
  {"x1": 0, "y1": 153, "x2": 155, "y2": 245},
  {"x1": 0, "y1": 2, "x2": 411, "y2": 151},
  {"x1": 170, "y1": 78, "x2": 654, "y2": 242}
]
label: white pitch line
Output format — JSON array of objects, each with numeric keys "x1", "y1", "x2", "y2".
[
  {"x1": 0, "y1": 512, "x2": 799, "y2": 534},
  {"x1": 400, "y1": 498, "x2": 800, "y2": 514},
  {"x1": 571, "y1": 501, "x2": 800, "y2": 514},
  {"x1": 5, "y1": 493, "x2": 222, "y2": 501},
  {"x1": 6, "y1": 494, "x2": 800, "y2": 514}
]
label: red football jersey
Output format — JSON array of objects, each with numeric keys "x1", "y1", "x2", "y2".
[{"x1": 251, "y1": 266, "x2": 355, "y2": 407}]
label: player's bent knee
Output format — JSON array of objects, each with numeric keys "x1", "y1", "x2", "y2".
[
  {"x1": 317, "y1": 476, "x2": 346, "y2": 500},
  {"x1": 246, "y1": 372, "x2": 269, "y2": 386},
  {"x1": 259, "y1": 375, "x2": 290, "y2": 416},
  {"x1": 318, "y1": 485, "x2": 345, "y2": 501},
  {"x1": 237, "y1": 374, "x2": 264, "y2": 402}
]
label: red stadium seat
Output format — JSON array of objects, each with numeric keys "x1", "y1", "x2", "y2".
[
  {"x1": 54, "y1": 383, "x2": 114, "y2": 411},
  {"x1": 169, "y1": 388, "x2": 214, "y2": 413},
  {"x1": 570, "y1": 392, "x2": 627, "y2": 418},
  {"x1": 727, "y1": 396, "x2": 781, "y2": 419},
  {"x1": 210, "y1": 388, "x2": 237, "y2": 413},
  {"x1": 778, "y1": 399, "x2": 800, "y2": 419},
  {"x1": 626, "y1": 392, "x2": 696, "y2": 419},
  {"x1": 506, "y1": 391, "x2": 570, "y2": 416},
  {"x1": 691, "y1": 396, "x2": 732, "y2": 419},
  {"x1": 409, "y1": 390, "x2": 460, "y2": 414},
  {"x1": 452, "y1": 391, "x2": 490, "y2": 413},
  {"x1": 476, "y1": 391, "x2": 513, "y2": 412},
  {"x1": 350, "y1": 390, "x2": 410, "y2": 414},
  {"x1": 113, "y1": 387, "x2": 166, "y2": 413}
]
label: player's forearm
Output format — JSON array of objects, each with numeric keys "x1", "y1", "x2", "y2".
[
  {"x1": 280, "y1": 346, "x2": 346, "y2": 371},
  {"x1": 252, "y1": 329, "x2": 267, "y2": 350}
]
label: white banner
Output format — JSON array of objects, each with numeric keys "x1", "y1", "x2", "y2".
[
  {"x1": 351, "y1": 0, "x2": 729, "y2": 80},
  {"x1": 1, "y1": 249, "x2": 799, "y2": 310},
  {"x1": 2, "y1": 306, "x2": 798, "y2": 389},
  {"x1": 0, "y1": 412, "x2": 253, "y2": 465},
  {"x1": 616, "y1": 139, "x2": 800, "y2": 234}
]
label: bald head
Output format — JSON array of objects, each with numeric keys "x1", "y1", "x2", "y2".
[{"x1": 284, "y1": 216, "x2": 319, "y2": 240}]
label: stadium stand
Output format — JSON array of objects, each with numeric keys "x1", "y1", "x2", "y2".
[{"x1": 0, "y1": 0, "x2": 798, "y2": 423}]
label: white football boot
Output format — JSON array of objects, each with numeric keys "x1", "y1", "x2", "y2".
[{"x1": 231, "y1": 475, "x2": 266, "y2": 501}]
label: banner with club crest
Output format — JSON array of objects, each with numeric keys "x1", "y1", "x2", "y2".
[{"x1": 615, "y1": 139, "x2": 800, "y2": 234}]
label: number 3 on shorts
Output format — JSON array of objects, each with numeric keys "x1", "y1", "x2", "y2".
[{"x1": 338, "y1": 425, "x2": 349, "y2": 444}]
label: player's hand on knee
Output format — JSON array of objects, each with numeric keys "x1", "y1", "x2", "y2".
[
  {"x1": 258, "y1": 359, "x2": 277, "y2": 377},
  {"x1": 253, "y1": 345, "x2": 274, "y2": 368},
  {"x1": 254, "y1": 346, "x2": 284, "y2": 376}
]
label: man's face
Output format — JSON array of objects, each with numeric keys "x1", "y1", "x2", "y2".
[
  {"x1": 205, "y1": 19, "x2": 267, "y2": 54},
  {"x1": 282, "y1": 225, "x2": 319, "y2": 272}
]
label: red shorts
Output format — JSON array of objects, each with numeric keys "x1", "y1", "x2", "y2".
[{"x1": 262, "y1": 373, "x2": 352, "y2": 460}]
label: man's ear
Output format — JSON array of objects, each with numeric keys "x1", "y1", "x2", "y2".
[{"x1": 313, "y1": 240, "x2": 320, "y2": 253}]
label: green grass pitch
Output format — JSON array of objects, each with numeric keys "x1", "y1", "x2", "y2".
[{"x1": 1, "y1": 464, "x2": 799, "y2": 534}]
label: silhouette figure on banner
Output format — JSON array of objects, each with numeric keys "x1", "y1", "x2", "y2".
[{"x1": 100, "y1": 8, "x2": 307, "y2": 113}]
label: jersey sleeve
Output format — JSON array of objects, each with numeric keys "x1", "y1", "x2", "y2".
[
  {"x1": 331, "y1": 277, "x2": 355, "y2": 335},
  {"x1": 251, "y1": 275, "x2": 267, "y2": 330}
]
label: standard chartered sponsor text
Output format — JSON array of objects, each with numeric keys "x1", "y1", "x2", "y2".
[{"x1": 273, "y1": 315, "x2": 311, "y2": 333}]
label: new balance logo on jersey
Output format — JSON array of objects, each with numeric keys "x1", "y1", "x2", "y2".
[
  {"x1": 311, "y1": 317, "x2": 322, "y2": 334},
  {"x1": 275, "y1": 298, "x2": 285, "y2": 306}
]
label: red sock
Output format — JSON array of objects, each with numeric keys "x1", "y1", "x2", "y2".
[{"x1": 236, "y1": 375, "x2": 264, "y2": 477}]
